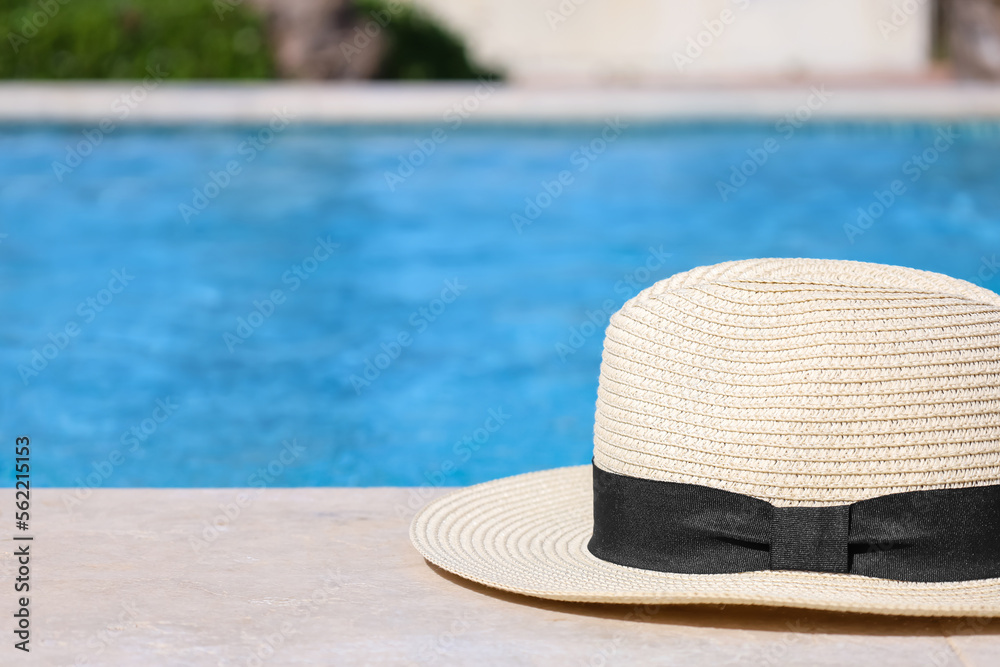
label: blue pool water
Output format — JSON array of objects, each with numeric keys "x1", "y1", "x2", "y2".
[{"x1": 2, "y1": 120, "x2": 1000, "y2": 487}]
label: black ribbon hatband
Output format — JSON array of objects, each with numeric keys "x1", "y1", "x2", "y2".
[{"x1": 587, "y1": 464, "x2": 1000, "y2": 582}]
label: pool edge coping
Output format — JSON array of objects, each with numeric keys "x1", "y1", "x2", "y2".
[{"x1": 3, "y1": 82, "x2": 1000, "y2": 123}]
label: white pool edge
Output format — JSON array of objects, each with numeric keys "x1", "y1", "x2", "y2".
[{"x1": 3, "y1": 82, "x2": 1000, "y2": 123}]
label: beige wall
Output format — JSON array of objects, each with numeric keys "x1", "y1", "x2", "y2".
[{"x1": 412, "y1": 0, "x2": 933, "y2": 82}]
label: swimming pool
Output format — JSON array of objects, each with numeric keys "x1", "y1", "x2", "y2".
[{"x1": 2, "y1": 120, "x2": 1000, "y2": 487}]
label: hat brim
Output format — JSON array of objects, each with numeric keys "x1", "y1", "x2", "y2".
[{"x1": 411, "y1": 465, "x2": 1000, "y2": 617}]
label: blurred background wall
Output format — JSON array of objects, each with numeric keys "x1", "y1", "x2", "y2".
[
  {"x1": 411, "y1": 0, "x2": 932, "y2": 82},
  {"x1": 3, "y1": 0, "x2": 1000, "y2": 81}
]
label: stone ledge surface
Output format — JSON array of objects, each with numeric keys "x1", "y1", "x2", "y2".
[
  {"x1": 2, "y1": 83, "x2": 1000, "y2": 123},
  {"x1": 0, "y1": 488, "x2": 997, "y2": 665}
]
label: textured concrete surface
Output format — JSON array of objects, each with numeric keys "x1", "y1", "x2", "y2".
[
  {"x1": 3, "y1": 82, "x2": 1000, "y2": 124},
  {"x1": 0, "y1": 488, "x2": 998, "y2": 665}
]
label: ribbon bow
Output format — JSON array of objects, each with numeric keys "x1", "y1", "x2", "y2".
[{"x1": 588, "y1": 464, "x2": 1000, "y2": 582}]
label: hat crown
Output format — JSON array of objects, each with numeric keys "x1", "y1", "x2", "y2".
[{"x1": 594, "y1": 258, "x2": 1000, "y2": 506}]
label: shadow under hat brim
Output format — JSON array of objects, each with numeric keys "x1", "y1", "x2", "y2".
[{"x1": 410, "y1": 465, "x2": 1000, "y2": 617}]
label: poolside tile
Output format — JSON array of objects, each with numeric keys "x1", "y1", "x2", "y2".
[{"x1": 0, "y1": 488, "x2": 990, "y2": 665}]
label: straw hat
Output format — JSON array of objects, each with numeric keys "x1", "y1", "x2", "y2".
[{"x1": 410, "y1": 258, "x2": 1000, "y2": 616}]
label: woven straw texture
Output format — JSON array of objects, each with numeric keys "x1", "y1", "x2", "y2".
[{"x1": 411, "y1": 258, "x2": 1000, "y2": 615}]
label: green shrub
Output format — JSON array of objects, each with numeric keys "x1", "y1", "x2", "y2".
[
  {"x1": 356, "y1": 0, "x2": 501, "y2": 80},
  {"x1": 0, "y1": 0, "x2": 499, "y2": 80},
  {"x1": 0, "y1": 0, "x2": 274, "y2": 79}
]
